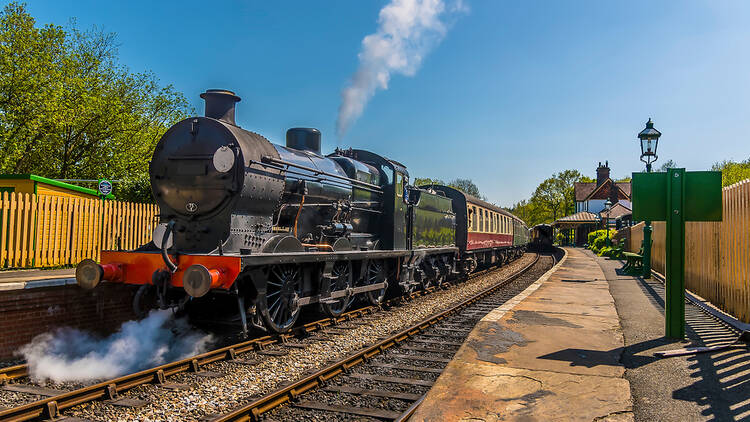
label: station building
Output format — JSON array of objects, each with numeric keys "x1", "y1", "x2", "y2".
[{"x1": 554, "y1": 162, "x2": 632, "y2": 245}]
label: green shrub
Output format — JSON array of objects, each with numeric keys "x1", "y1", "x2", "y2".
[
  {"x1": 555, "y1": 232, "x2": 565, "y2": 245},
  {"x1": 587, "y1": 229, "x2": 617, "y2": 252}
]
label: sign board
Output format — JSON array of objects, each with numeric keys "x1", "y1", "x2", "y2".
[
  {"x1": 632, "y1": 171, "x2": 722, "y2": 222},
  {"x1": 98, "y1": 179, "x2": 113, "y2": 197},
  {"x1": 631, "y1": 169, "x2": 722, "y2": 339}
]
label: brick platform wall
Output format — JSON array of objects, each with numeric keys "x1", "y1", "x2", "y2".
[{"x1": 0, "y1": 284, "x2": 140, "y2": 360}]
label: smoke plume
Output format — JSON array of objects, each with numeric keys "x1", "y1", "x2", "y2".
[
  {"x1": 336, "y1": 0, "x2": 467, "y2": 138},
  {"x1": 18, "y1": 310, "x2": 214, "y2": 383}
]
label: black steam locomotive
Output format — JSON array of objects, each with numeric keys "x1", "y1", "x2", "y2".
[{"x1": 76, "y1": 89, "x2": 529, "y2": 333}]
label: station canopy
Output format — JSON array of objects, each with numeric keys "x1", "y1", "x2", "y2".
[{"x1": 552, "y1": 211, "x2": 600, "y2": 229}]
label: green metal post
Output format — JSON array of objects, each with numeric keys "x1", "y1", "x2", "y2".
[
  {"x1": 642, "y1": 162, "x2": 652, "y2": 279},
  {"x1": 665, "y1": 168, "x2": 686, "y2": 339}
]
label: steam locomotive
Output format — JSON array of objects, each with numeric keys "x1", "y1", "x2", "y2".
[{"x1": 75, "y1": 89, "x2": 529, "y2": 334}]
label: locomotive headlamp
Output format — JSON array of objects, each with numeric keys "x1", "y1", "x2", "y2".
[{"x1": 637, "y1": 118, "x2": 661, "y2": 165}]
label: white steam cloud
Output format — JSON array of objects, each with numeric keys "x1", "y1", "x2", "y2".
[
  {"x1": 18, "y1": 310, "x2": 214, "y2": 383},
  {"x1": 336, "y1": 0, "x2": 467, "y2": 138}
]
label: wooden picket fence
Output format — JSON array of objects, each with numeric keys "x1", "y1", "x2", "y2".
[
  {"x1": 0, "y1": 192, "x2": 158, "y2": 269},
  {"x1": 620, "y1": 179, "x2": 750, "y2": 323}
]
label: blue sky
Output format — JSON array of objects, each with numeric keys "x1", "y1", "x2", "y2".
[{"x1": 17, "y1": 0, "x2": 750, "y2": 207}]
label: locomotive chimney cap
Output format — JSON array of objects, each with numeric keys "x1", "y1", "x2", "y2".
[
  {"x1": 200, "y1": 89, "x2": 241, "y2": 126},
  {"x1": 200, "y1": 89, "x2": 241, "y2": 102}
]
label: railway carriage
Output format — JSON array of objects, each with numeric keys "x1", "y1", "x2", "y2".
[
  {"x1": 420, "y1": 186, "x2": 529, "y2": 272},
  {"x1": 75, "y1": 89, "x2": 529, "y2": 334}
]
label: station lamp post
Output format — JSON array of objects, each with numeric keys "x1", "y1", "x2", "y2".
[
  {"x1": 604, "y1": 199, "x2": 612, "y2": 246},
  {"x1": 637, "y1": 118, "x2": 661, "y2": 279}
]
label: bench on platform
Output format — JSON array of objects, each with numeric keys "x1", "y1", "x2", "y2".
[{"x1": 621, "y1": 240, "x2": 652, "y2": 274}]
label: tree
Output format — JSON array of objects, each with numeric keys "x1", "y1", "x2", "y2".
[
  {"x1": 412, "y1": 176, "x2": 482, "y2": 197},
  {"x1": 511, "y1": 169, "x2": 592, "y2": 226},
  {"x1": 413, "y1": 177, "x2": 444, "y2": 187},
  {"x1": 0, "y1": 3, "x2": 191, "y2": 201},
  {"x1": 658, "y1": 159, "x2": 678, "y2": 172},
  {"x1": 447, "y1": 178, "x2": 480, "y2": 197},
  {"x1": 531, "y1": 177, "x2": 566, "y2": 222},
  {"x1": 712, "y1": 159, "x2": 750, "y2": 187},
  {"x1": 510, "y1": 199, "x2": 549, "y2": 227}
]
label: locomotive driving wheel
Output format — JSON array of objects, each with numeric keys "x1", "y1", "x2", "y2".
[
  {"x1": 259, "y1": 264, "x2": 303, "y2": 333},
  {"x1": 364, "y1": 259, "x2": 388, "y2": 305},
  {"x1": 320, "y1": 261, "x2": 353, "y2": 317}
]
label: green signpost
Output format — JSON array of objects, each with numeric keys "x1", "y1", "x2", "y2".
[{"x1": 632, "y1": 169, "x2": 722, "y2": 339}]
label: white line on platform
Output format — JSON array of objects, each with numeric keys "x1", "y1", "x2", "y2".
[{"x1": 481, "y1": 249, "x2": 569, "y2": 323}]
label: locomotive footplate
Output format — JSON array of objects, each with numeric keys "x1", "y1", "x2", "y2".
[{"x1": 79, "y1": 248, "x2": 456, "y2": 291}]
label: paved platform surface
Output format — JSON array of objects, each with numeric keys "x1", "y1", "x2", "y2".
[
  {"x1": 0, "y1": 268, "x2": 75, "y2": 290},
  {"x1": 412, "y1": 248, "x2": 633, "y2": 421},
  {"x1": 595, "y1": 250, "x2": 750, "y2": 422}
]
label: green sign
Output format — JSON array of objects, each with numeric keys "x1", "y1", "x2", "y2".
[
  {"x1": 631, "y1": 169, "x2": 722, "y2": 339},
  {"x1": 633, "y1": 171, "x2": 722, "y2": 222}
]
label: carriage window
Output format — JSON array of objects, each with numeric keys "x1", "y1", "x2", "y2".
[
  {"x1": 471, "y1": 206, "x2": 477, "y2": 231},
  {"x1": 483, "y1": 209, "x2": 488, "y2": 232}
]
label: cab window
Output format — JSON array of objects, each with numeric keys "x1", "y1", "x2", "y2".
[{"x1": 396, "y1": 173, "x2": 403, "y2": 197}]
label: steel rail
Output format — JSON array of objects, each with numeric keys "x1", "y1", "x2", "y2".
[
  {"x1": 213, "y1": 254, "x2": 540, "y2": 422},
  {"x1": 0, "y1": 260, "x2": 514, "y2": 422},
  {"x1": 0, "y1": 263, "x2": 502, "y2": 384}
]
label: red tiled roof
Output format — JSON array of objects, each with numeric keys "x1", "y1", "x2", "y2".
[
  {"x1": 574, "y1": 182, "x2": 596, "y2": 201},
  {"x1": 575, "y1": 180, "x2": 631, "y2": 201},
  {"x1": 617, "y1": 182, "x2": 631, "y2": 197},
  {"x1": 599, "y1": 203, "x2": 632, "y2": 219}
]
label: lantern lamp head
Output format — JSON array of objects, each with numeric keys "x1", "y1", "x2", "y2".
[{"x1": 638, "y1": 118, "x2": 661, "y2": 165}]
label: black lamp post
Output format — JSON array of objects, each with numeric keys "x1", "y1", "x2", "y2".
[
  {"x1": 604, "y1": 199, "x2": 612, "y2": 246},
  {"x1": 637, "y1": 118, "x2": 661, "y2": 278}
]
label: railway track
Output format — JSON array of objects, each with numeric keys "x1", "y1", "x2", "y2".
[
  {"x1": 0, "y1": 255, "x2": 539, "y2": 422},
  {"x1": 215, "y1": 253, "x2": 556, "y2": 421}
]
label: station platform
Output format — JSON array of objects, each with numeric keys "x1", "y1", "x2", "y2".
[
  {"x1": 0, "y1": 268, "x2": 75, "y2": 291},
  {"x1": 411, "y1": 247, "x2": 750, "y2": 422}
]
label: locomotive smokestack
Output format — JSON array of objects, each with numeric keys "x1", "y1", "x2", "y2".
[
  {"x1": 200, "y1": 89, "x2": 241, "y2": 126},
  {"x1": 286, "y1": 128, "x2": 321, "y2": 155}
]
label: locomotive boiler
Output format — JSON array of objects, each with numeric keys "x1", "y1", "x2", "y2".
[{"x1": 75, "y1": 89, "x2": 528, "y2": 334}]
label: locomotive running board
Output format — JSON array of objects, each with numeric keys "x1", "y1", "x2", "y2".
[
  {"x1": 297, "y1": 282, "x2": 387, "y2": 306},
  {"x1": 239, "y1": 247, "x2": 457, "y2": 266}
]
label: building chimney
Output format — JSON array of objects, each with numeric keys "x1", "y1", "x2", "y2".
[
  {"x1": 200, "y1": 89, "x2": 241, "y2": 126},
  {"x1": 596, "y1": 161, "x2": 610, "y2": 186}
]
